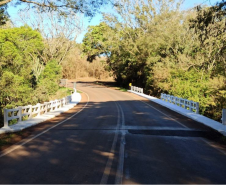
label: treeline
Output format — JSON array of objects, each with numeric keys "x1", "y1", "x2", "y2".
[
  {"x1": 0, "y1": 26, "x2": 65, "y2": 126},
  {"x1": 82, "y1": 0, "x2": 226, "y2": 121},
  {"x1": 0, "y1": 12, "x2": 110, "y2": 127},
  {"x1": 62, "y1": 48, "x2": 110, "y2": 80}
]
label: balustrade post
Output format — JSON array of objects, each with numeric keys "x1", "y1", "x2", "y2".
[
  {"x1": 222, "y1": 109, "x2": 226, "y2": 125},
  {"x1": 59, "y1": 100, "x2": 61, "y2": 108},
  {"x1": 55, "y1": 100, "x2": 58, "y2": 110},
  {"x1": 195, "y1": 102, "x2": 199, "y2": 114},
  {"x1": 18, "y1": 106, "x2": 22, "y2": 122},
  {"x1": 53, "y1": 100, "x2": 55, "y2": 110},
  {"x1": 63, "y1": 98, "x2": 65, "y2": 107},
  {"x1": 37, "y1": 103, "x2": 41, "y2": 116},
  {"x1": 52, "y1": 101, "x2": 54, "y2": 111},
  {"x1": 55, "y1": 100, "x2": 57, "y2": 109},
  {"x1": 3, "y1": 109, "x2": 9, "y2": 128},
  {"x1": 58, "y1": 100, "x2": 60, "y2": 109},
  {"x1": 44, "y1": 103, "x2": 47, "y2": 114},
  {"x1": 50, "y1": 101, "x2": 53, "y2": 111}
]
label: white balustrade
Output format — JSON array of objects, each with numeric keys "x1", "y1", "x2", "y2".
[
  {"x1": 3, "y1": 94, "x2": 72, "y2": 128},
  {"x1": 131, "y1": 86, "x2": 144, "y2": 94},
  {"x1": 161, "y1": 93, "x2": 199, "y2": 114},
  {"x1": 131, "y1": 87, "x2": 225, "y2": 125},
  {"x1": 222, "y1": 109, "x2": 226, "y2": 125}
]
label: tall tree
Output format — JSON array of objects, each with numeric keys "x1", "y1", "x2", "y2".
[
  {"x1": 82, "y1": 0, "x2": 226, "y2": 121},
  {"x1": 0, "y1": 26, "x2": 44, "y2": 108},
  {"x1": 17, "y1": 9, "x2": 82, "y2": 65}
]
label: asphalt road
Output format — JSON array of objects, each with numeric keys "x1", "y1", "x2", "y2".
[{"x1": 0, "y1": 82, "x2": 226, "y2": 184}]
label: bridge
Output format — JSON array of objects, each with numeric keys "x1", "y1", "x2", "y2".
[{"x1": 0, "y1": 81, "x2": 226, "y2": 184}]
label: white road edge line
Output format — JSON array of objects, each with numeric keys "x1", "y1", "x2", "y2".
[
  {"x1": 100, "y1": 102, "x2": 121, "y2": 184},
  {"x1": 0, "y1": 89, "x2": 90, "y2": 158},
  {"x1": 128, "y1": 93, "x2": 188, "y2": 128}
]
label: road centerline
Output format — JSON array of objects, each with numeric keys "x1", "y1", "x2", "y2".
[{"x1": 100, "y1": 102, "x2": 121, "y2": 184}]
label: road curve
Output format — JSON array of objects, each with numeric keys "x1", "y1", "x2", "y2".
[{"x1": 0, "y1": 82, "x2": 226, "y2": 184}]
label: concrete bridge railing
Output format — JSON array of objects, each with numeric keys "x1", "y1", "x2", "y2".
[
  {"x1": 161, "y1": 93, "x2": 199, "y2": 114},
  {"x1": 3, "y1": 95, "x2": 72, "y2": 128},
  {"x1": 131, "y1": 86, "x2": 143, "y2": 94},
  {"x1": 222, "y1": 109, "x2": 226, "y2": 125},
  {"x1": 129, "y1": 86, "x2": 226, "y2": 128}
]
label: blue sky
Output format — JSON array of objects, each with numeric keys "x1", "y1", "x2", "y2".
[{"x1": 7, "y1": 0, "x2": 219, "y2": 43}]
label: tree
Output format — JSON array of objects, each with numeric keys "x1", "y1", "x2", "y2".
[
  {"x1": 35, "y1": 60, "x2": 62, "y2": 100},
  {"x1": 0, "y1": 26, "x2": 44, "y2": 109},
  {"x1": 62, "y1": 47, "x2": 110, "y2": 79},
  {"x1": 0, "y1": 25, "x2": 67, "y2": 127},
  {"x1": 82, "y1": 0, "x2": 226, "y2": 121},
  {"x1": 83, "y1": 0, "x2": 184, "y2": 87},
  {"x1": 82, "y1": 22, "x2": 109, "y2": 62},
  {"x1": 189, "y1": 0, "x2": 226, "y2": 76},
  {"x1": 186, "y1": 0, "x2": 226, "y2": 119},
  {"x1": 0, "y1": 4, "x2": 8, "y2": 25},
  {"x1": 16, "y1": 9, "x2": 83, "y2": 65},
  {"x1": 0, "y1": 0, "x2": 110, "y2": 17}
]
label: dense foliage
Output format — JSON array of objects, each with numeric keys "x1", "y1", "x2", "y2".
[
  {"x1": 0, "y1": 26, "x2": 64, "y2": 126},
  {"x1": 0, "y1": 24, "x2": 111, "y2": 127},
  {"x1": 82, "y1": 0, "x2": 226, "y2": 121}
]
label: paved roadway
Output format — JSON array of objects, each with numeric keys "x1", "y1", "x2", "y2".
[{"x1": 0, "y1": 82, "x2": 226, "y2": 184}]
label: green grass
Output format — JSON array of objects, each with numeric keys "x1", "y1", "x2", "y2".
[
  {"x1": 95, "y1": 81, "x2": 128, "y2": 92},
  {"x1": 58, "y1": 87, "x2": 72, "y2": 96},
  {"x1": 95, "y1": 81, "x2": 103, "y2": 85},
  {"x1": 0, "y1": 131, "x2": 24, "y2": 149},
  {"x1": 0, "y1": 133, "x2": 15, "y2": 146},
  {"x1": 76, "y1": 90, "x2": 82, "y2": 93},
  {"x1": 115, "y1": 87, "x2": 127, "y2": 92}
]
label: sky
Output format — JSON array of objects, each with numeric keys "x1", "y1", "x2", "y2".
[{"x1": 7, "y1": 0, "x2": 219, "y2": 43}]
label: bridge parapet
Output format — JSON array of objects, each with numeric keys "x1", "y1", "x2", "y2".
[
  {"x1": 160, "y1": 93, "x2": 199, "y2": 114},
  {"x1": 131, "y1": 86, "x2": 143, "y2": 94},
  {"x1": 3, "y1": 95, "x2": 72, "y2": 128}
]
